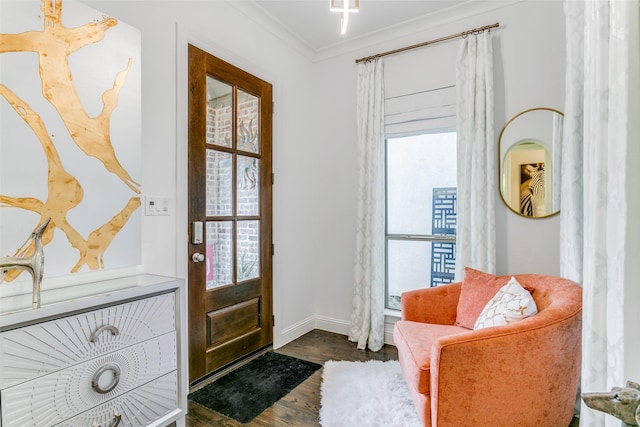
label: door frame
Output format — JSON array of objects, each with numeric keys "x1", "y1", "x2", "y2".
[
  {"x1": 176, "y1": 31, "x2": 281, "y2": 385},
  {"x1": 187, "y1": 45, "x2": 274, "y2": 384}
]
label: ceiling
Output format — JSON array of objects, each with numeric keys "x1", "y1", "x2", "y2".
[{"x1": 250, "y1": 0, "x2": 473, "y2": 53}]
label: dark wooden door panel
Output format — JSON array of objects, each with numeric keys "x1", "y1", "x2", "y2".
[
  {"x1": 187, "y1": 44, "x2": 272, "y2": 384},
  {"x1": 207, "y1": 297, "x2": 261, "y2": 347}
]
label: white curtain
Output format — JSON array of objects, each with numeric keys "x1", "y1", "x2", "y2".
[
  {"x1": 349, "y1": 58, "x2": 385, "y2": 352},
  {"x1": 562, "y1": 1, "x2": 640, "y2": 426},
  {"x1": 454, "y1": 31, "x2": 496, "y2": 281}
]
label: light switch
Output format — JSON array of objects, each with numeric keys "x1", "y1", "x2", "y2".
[{"x1": 145, "y1": 196, "x2": 170, "y2": 216}]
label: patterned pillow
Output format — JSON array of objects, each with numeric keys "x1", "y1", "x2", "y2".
[{"x1": 473, "y1": 276, "x2": 538, "y2": 330}]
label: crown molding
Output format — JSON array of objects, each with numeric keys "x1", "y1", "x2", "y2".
[
  {"x1": 313, "y1": 0, "x2": 523, "y2": 62},
  {"x1": 225, "y1": 0, "x2": 317, "y2": 62},
  {"x1": 227, "y1": 0, "x2": 523, "y2": 64}
]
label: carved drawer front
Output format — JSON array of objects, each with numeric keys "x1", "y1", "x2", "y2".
[
  {"x1": 0, "y1": 332, "x2": 177, "y2": 427},
  {"x1": 56, "y1": 371, "x2": 178, "y2": 427},
  {"x1": 0, "y1": 292, "x2": 175, "y2": 389}
]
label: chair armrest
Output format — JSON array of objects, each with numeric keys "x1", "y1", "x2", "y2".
[
  {"x1": 401, "y1": 282, "x2": 461, "y2": 324},
  {"x1": 430, "y1": 311, "x2": 582, "y2": 427}
]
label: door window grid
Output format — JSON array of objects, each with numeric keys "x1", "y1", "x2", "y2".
[{"x1": 205, "y1": 76, "x2": 262, "y2": 289}]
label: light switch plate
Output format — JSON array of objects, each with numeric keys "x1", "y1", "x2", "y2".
[{"x1": 145, "y1": 196, "x2": 170, "y2": 216}]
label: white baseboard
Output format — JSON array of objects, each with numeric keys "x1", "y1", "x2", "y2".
[
  {"x1": 276, "y1": 314, "x2": 398, "y2": 349},
  {"x1": 384, "y1": 322, "x2": 395, "y2": 346},
  {"x1": 277, "y1": 315, "x2": 315, "y2": 348},
  {"x1": 314, "y1": 315, "x2": 351, "y2": 336}
]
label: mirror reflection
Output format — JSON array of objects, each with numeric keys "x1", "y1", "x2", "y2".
[{"x1": 498, "y1": 108, "x2": 563, "y2": 218}]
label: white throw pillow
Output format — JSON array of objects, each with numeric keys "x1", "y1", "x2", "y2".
[{"x1": 473, "y1": 276, "x2": 538, "y2": 330}]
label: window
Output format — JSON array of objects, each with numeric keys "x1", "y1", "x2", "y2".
[{"x1": 385, "y1": 131, "x2": 457, "y2": 310}]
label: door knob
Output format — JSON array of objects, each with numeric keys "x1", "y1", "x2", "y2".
[{"x1": 192, "y1": 252, "x2": 205, "y2": 263}]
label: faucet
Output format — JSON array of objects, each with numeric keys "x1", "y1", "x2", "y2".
[{"x1": 0, "y1": 218, "x2": 51, "y2": 309}]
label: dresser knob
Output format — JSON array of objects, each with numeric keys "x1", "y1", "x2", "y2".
[
  {"x1": 110, "y1": 411, "x2": 122, "y2": 427},
  {"x1": 91, "y1": 410, "x2": 121, "y2": 427},
  {"x1": 89, "y1": 325, "x2": 120, "y2": 343},
  {"x1": 91, "y1": 363, "x2": 121, "y2": 394}
]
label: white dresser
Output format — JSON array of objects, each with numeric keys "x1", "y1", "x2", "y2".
[{"x1": 0, "y1": 275, "x2": 187, "y2": 427}]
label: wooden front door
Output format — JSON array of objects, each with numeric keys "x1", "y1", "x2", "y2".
[{"x1": 187, "y1": 44, "x2": 273, "y2": 384}]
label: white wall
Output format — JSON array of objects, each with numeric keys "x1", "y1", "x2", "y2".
[
  {"x1": 492, "y1": 1, "x2": 565, "y2": 277},
  {"x1": 312, "y1": 0, "x2": 566, "y2": 332}
]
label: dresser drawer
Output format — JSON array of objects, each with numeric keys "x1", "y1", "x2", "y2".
[
  {"x1": 1, "y1": 332, "x2": 177, "y2": 427},
  {"x1": 56, "y1": 371, "x2": 178, "y2": 427},
  {"x1": 0, "y1": 292, "x2": 175, "y2": 389}
]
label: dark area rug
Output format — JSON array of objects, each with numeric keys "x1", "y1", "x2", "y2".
[{"x1": 188, "y1": 352, "x2": 322, "y2": 423}]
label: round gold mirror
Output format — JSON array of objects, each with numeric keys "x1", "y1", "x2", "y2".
[{"x1": 498, "y1": 108, "x2": 563, "y2": 218}]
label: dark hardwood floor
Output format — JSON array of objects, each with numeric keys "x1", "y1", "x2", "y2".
[
  {"x1": 185, "y1": 329, "x2": 397, "y2": 427},
  {"x1": 185, "y1": 329, "x2": 580, "y2": 427}
]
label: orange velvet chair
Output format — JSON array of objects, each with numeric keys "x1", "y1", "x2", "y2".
[{"x1": 393, "y1": 269, "x2": 582, "y2": 427}]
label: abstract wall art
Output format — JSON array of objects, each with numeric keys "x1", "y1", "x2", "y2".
[{"x1": 0, "y1": 0, "x2": 142, "y2": 282}]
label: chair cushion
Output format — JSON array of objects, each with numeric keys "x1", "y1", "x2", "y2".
[
  {"x1": 473, "y1": 276, "x2": 538, "y2": 330},
  {"x1": 455, "y1": 267, "x2": 511, "y2": 329},
  {"x1": 393, "y1": 320, "x2": 469, "y2": 395}
]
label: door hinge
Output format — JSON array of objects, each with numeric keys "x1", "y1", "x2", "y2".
[
  {"x1": 272, "y1": 101, "x2": 275, "y2": 115},
  {"x1": 271, "y1": 173, "x2": 274, "y2": 185},
  {"x1": 271, "y1": 243, "x2": 275, "y2": 256},
  {"x1": 272, "y1": 315, "x2": 275, "y2": 326}
]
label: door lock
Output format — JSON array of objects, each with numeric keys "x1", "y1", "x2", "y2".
[
  {"x1": 192, "y1": 252, "x2": 205, "y2": 263},
  {"x1": 192, "y1": 221, "x2": 203, "y2": 244}
]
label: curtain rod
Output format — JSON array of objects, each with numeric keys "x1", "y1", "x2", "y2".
[{"x1": 355, "y1": 22, "x2": 500, "y2": 64}]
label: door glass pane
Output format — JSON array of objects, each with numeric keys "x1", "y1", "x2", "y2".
[
  {"x1": 237, "y1": 220, "x2": 260, "y2": 282},
  {"x1": 206, "y1": 221, "x2": 234, "y2": 289},
  {"x1": 387, "y1": 239, "x2": 431, "y2": 309},
  {"x1": 387, "y1": 133, "x2": 457, "y2": 235},
  {"x1": 206, "y1": 77, "x2": 233, "y2": 148},
  {"x1": 237, "y1": 156, "x2": 260, "y2": 216},
  {"x1": 237, "y1": 89, "x2": 260, "y2": 154},
  {"x1": 206, "y1": 149, "x2": 233, "y2": 216}
]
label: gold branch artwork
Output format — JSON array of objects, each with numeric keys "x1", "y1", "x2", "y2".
[
  {"x1": 1, "y1": 0, "x2": 140, "y2": 193},
  {"x1": 71, "y1": 197, "x2": 141, "y2": 273},
  {"x1": 0, "y1": 0, "x2": 141, "y2": 279}
]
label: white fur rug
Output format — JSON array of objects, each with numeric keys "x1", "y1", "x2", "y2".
[{"x1": 319, "y1": 360, "x2": 421, "y2": 427}]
